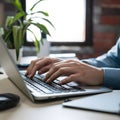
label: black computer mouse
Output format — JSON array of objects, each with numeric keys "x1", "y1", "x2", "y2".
[{"x1": 0, "y1": 93, "x2": 20, "y2": 111}]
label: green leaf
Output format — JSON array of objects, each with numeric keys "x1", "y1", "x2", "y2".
[
  {"x1": 28, "y1": 11, "x2": 49, "y2": 17},
  {"x1": 30, "y1": 0, "x2": 44, "y2": 11},
  {"x1": 5, "y1": 16, "x2": 14, "y2": 27},
  {"x1": 0, "y1": 27, "x2": 4, "y2": 36},
  {"x1": 31, "y1": 22, "x2": 51, "y2": 36},
  {"x1": 41, "y1": 18, "x2": 55, "y2": 29},
  {"x1": 40, "y1": 34, "x2": 44, "y2": 45},
  {"x1": 27, "y1": 28, "x2": 40, "y2": 52},
  {"x1": 12, "y1": 26, "x2": 20, "y2": 60},
  {"x1": 3, "y1": 27, "x2": 13, "y2": 44},
  {"x1": 34, "y1": 38, "x2": 40, "y2": 52},
  {"x1": 10, "y1": 0, "x2": 23, "y2": 12},
  {"x1": 13, "y1": 11, "x2": 25, "y2": 24},
  {"x1": 18, "y1": 26, "x2": 24, "y2": 46}
]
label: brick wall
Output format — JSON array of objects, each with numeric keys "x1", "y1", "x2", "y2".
[{"x1": 77, "y1": 0, "x2": 120, "y2": 59}]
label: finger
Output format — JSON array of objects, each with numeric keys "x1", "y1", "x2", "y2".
[
  {"x1": 38, "y1": 64, "x2": 51, "y2": 74},
  {"x1": 45, "y1": 67, "x2": 74, "y2": 83},
  {"x1": 59, "y1": 73, "x2": 80, "y2": 84},
  {"x1": 26, "y1": 57, "x2": 51, "y2": 77},
  {"x1": 27, "y1": 61, "x2": 41, "y2": 78},
  {"x1": 53, "y1": 61, "x2": 81, "y2": 72},
  {"x1": 44, "y1": 61, "x2": 79, "y2": 82},
  {"x1": 45, "y1": 68, "x2": 63, "y2": 83},
  {"x1": 25, "y1": 59, "x2": 39, "y2": 76}
]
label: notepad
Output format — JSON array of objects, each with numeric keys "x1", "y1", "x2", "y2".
[{"x1": 63, "y1": 91, "x2": 120, "y2": 114}]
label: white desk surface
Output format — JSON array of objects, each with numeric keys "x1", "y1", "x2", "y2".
[{"x1": 0, "y1": 75, "x2": 120, "y2": 120}]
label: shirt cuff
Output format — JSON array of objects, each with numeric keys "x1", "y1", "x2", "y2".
[{"x1": 103, "y1": 68, "x2": 120, "y2": 89}]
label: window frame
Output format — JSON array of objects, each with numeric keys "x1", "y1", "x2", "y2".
[{"x1": 22, "y1": 0, "x2": 93, "y2": 47}]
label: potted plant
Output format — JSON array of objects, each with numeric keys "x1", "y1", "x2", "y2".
[{"x1": 0, "y1": 0, "x2": 54, "y2": 62}]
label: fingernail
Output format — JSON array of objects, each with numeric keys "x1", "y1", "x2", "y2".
[
  {"x1": 25, "y1": 73, "x2": 27, "y2": 76},
  {"x1": 28, "y1": 74, "x2": 32, "y2": 78},
  {"x1": 43, "y1": 77, "x2": 46, "y2": 81},
  {"x1": 59, "y1": 81, "x2": 63, "y2": 85},
  {"x1": 38, "y1": 71, "x2": 42, "y2": 74},
  {"x1": 43, "y1": 76, "x2": 48, "y2": 81},
  {"x1": 46, "y1": 79, "x2": 50, "y2": 83}
]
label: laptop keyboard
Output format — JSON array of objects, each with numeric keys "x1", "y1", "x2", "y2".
[{"x1": 21, "y1": 74, "x2": 84, "y2": 94}]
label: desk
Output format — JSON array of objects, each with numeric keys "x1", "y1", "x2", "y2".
[{"x1": 0, "y1": 76, "x2": 120, "y2": 120}]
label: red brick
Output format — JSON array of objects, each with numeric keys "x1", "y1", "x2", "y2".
[
  {"x1": 102, "y1": 7, "x2": 120, "y2": 16},
  {"x1": 100, "y1": 16, "x2": 120, "y2": 25},
  {"x1": 102, "y1": 0, "x2": 120, "y2": 4},
  {"x1": 94, "y1": 39, "x2": 114, "y2": 51},
  {"x1": 102, "y1": 0, "x2": 120, "y2": 8},
  {"x1": 93, "y1": 32, "x2": 116, "y2": 53},
  {"x1": 93, "y1": 32, "x2": 116, "y2": 41}
]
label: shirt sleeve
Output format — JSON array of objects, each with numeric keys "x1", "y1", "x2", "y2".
[
  {"x1": 82, "y1": 37, "x2": 120, "y2": 68},
  {"x1": 103, "y1": 68, "x2": 120, "y2": 89},
  {"x1": 81, "y1": 37, "x2": 120, "y2": 89}
]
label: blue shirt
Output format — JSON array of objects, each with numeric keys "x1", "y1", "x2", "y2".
[{"x1": 82, "y1": 37, "x2": 120, "y2": 89}]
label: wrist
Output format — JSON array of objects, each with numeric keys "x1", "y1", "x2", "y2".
[{"x1": 98, "y1": 68, "x2": 104, "y2": 85}]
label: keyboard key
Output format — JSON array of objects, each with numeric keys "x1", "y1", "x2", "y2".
[{"x1": 25, "y1": 82, "x2": 45, "y2": 94}]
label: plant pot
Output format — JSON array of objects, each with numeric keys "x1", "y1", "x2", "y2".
[
  {"x1": 37, "y1": 39, "x2": 50, "y2": 58},
  {"x1": 8, "y1": 48, "x2": 23, "y2": 64}
]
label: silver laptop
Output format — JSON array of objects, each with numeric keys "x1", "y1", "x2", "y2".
[{"x1": 0, "y1": 37, "x2": 112, "y2": 102}]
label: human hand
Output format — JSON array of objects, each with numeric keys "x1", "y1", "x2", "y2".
[
  {"x1": 43, "y1": 59, "x2": 104, "y2": 86},
  {"x1": 25, "y1": 57, "x2": 61, "y2": 78}
]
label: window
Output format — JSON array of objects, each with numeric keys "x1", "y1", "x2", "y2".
[{"x1": 24, "y1": 0, "x2": 93, "y2": 52}]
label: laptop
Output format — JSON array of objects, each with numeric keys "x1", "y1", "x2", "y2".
[
  {"x1": 0, "y1": 36, "x2": 112, "y2": 102},
  {"x1": 63, "y1": 91, "x2": 120, "y2": 114}
]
